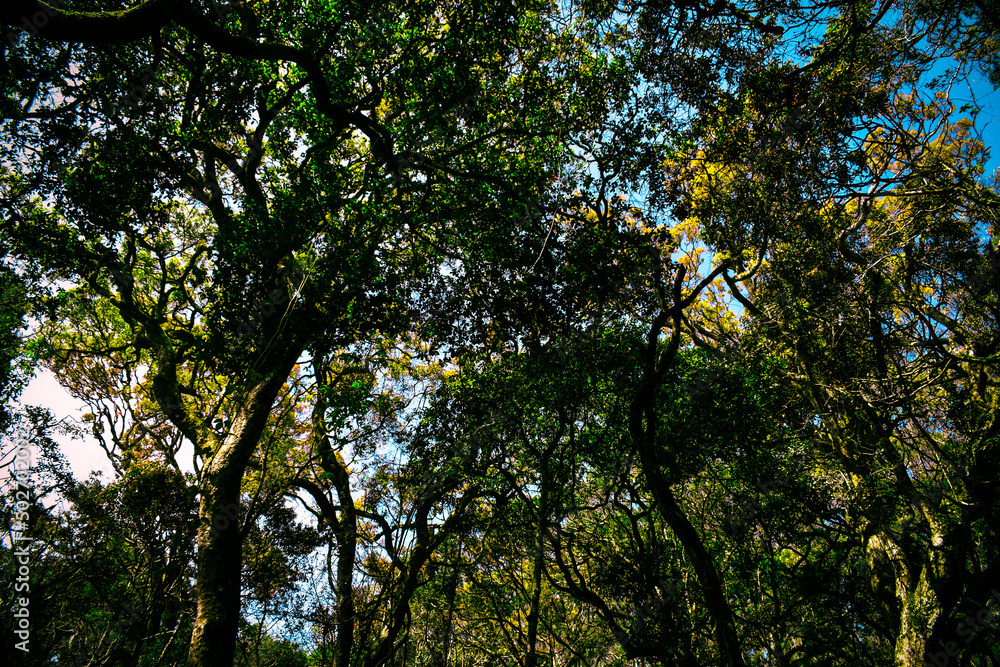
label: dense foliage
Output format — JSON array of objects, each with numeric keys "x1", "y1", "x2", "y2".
[{"x1": 1, "y1": 1, "x2": 998, "y2": 666}]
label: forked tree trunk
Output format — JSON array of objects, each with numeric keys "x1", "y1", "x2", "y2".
[
  {"x1": 184, "y1": 351, "x2": 301, "y2": 667},
  {"x1": 629, "y1": 295, "x2": 747, "y2": 667},
  {"x1": 872, "y1": 511, "x2": 963, "y2": 667}
]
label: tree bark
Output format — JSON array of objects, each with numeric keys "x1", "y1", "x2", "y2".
[
  {"x1": 324, "y1": 440, "x2": 358, "y2": 667},
  {"x1": 185, "y1": 348, "x2": 302, "y2": 667},
  {"x1": 525, "y1": 452, "x2": 551, "y2": 667},
  {"x1": 2, "y1": 0, "x2": 180, "y2": 44}
]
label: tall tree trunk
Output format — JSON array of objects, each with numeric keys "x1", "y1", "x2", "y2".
[
  {"x1": 326, "y1": 446, "x2": 358, "y2": 667},
  {"x1": 629, "y1": 287, "x2": 746, "y2": 667},
  {"x1": 642, "y1": 469, "x2": 746, "y2": 667},
  {"x1": 441, "y1": 568, "x2": 459, "y2": 667},
  {"x1": 525, "y1": 454, "x2": 551, "y2": 667},
  {"x1": 185, "y1": 349, "x2": 302, "y2": 667},
  {"x1": 429, "y1": 566, "x2": 460, "y2": 667},
  {"x1": 187, "y1": 478, "x2": 244, "y2": 667},
  {"x1": 305, "y1": 376, "x2": 360, "y2": 667}
]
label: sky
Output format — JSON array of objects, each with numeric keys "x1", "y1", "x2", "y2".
[
  {"x1": 940, "y1": 55, "x2": 1000, "y2": 178},
  {"x1": 16, "y1": 368, "x2": 116, "y2": 479}
]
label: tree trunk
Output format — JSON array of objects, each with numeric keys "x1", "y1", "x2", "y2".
[
  {"x1": 328, "y1": 449, "x2": 358, "y2": 667},
  {"x1": 877, "y1": 511, "x2": 964, "y2": 667},
  {"x1": 629, "y1": 303, "x2": 746, "y2": 667},
  {"x1": 187, "y1": 480, "x2": 244, "y2": 667},
  {"x1": 644, "y1": 473, "x2": 746, "y2": 667},
  {"x1": 185, "y1": 350, "x2": 301, "y2": 667},
  {"x1": 525, "y1": 455, "x2": 551, "y2": 667}
]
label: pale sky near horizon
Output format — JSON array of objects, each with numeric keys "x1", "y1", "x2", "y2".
[{"x1": 16, "y1": 368, "x2": 116, "y2": 480}]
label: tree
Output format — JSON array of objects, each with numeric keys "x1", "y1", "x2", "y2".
[
  {"x1": 0, "y1": 264, "x2": 27, "y2": 429},
  {"x1": 675, "y1": 3, "x2": 1000, "y2": 663},
  {"x1": 2, "y1": 2, "x2": 607, "y2": 666}
]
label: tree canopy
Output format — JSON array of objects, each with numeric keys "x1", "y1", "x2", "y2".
[{"x1": 1, "y1": 1, "x2": 998, "y2": 667}]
